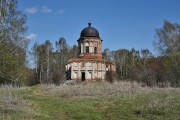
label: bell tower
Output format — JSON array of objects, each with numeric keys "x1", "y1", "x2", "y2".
[{"x1": 77, "y1": 23, "x2": 102, "y2": 59}]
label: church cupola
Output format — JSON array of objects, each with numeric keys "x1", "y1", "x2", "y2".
[
  {"x1": 80, "y1": 22, "x2": 100, "y2": 38},
  {"x1": 77, "y1": 23, "x2": 102, "y2": 59}
]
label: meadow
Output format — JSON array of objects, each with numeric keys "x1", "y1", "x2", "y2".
[{"x1": 0, "y1": 81, "x2": 180, "y2": 120}]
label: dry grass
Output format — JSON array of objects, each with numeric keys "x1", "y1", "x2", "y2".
[
  {"x1": 0, "y1": 81, "x2": 179, "y2": 120},
  {"x1": 0, "y1": 85, "x2": 25, "y2": 116},
  {"x1": 33, "y1": 81, "x2": 180, "y2": 119},
  {"x1": 0, "y1": 85, "x2": 41, "y2": 120},
  {"x1": 36, "y1": 81, "x2": 180, "y2": 97},
  {"x1": 36, "y1": 82, "x2": 144, "y2": 97}
]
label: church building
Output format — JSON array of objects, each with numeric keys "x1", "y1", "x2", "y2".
[{"x1": 66, "y1": 23, "x2": 115, "y2": 81}]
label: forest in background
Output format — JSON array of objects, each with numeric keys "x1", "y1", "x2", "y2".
[{"x1": 0, "y1": 0, "x2": 180, "y2": 87}]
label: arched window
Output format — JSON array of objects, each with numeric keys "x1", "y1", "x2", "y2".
[
  {"x1": 86, "y1": 46, "x2": 89, "y2": 53},
  {"x1": 94, "y1": 47, "x2": 97, "y2": 54}
]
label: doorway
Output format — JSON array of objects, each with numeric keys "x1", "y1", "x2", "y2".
[{"x1": 81, "y1": 72, "x2": 85, "y2": 81}]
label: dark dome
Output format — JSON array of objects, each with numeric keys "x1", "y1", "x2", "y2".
[{"x1": 80, "y1": 23, "x2": 100, "y2": 38}]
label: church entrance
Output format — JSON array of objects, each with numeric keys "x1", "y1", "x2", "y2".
[{"x1": 81, "y1": 72, "x2": 85, "y2": 81}]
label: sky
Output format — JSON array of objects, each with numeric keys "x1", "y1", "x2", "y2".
[{"x1": 18, "y1": 0, "x2": 180, "y2": 55}]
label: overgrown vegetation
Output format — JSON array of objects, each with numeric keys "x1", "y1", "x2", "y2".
[
  {"x1": 0, "y1": 82, "x2": 180, "y2": 120},
  {"x1": 0, "y1": 85, "x2": 39, "y2": 120}
]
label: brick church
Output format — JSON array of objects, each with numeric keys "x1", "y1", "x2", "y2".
[{"x1": 66, "y1": 23, "x2": 115, "y2": 81}]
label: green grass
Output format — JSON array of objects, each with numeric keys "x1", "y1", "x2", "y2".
[{"x1": 0, "y1": 82, "x2": 180, "y2": 120}]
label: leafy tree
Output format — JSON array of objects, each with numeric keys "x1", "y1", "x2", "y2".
[
  {"x1": 31, "y1": 37, "x2": 78, "y2": 85},
  {"x1": 32, "y1": 40, "x2": 53, "y2": 84},
  {"x1": 155, "y1": 20, "x2": 180, "y2": 87},
  {"x1": 111, "y1": 49, "x2": 133, "y2": 79},
  {"x1": 0, "y1": 0, "x2": 28, "y2": 85},
  {"x1": 53, "y1": 37, "x2": 71, "y2": 84},
  {"x1": 155, "y1": 20, "x2": 180, "y2": 55},
  {"x1": 102, "y1": 48, "x2": 111, "y2": 61}
]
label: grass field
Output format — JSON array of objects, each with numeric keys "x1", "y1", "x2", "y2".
[{"x1": 0, "y1": 81, "x2": 180, "y2": 120}]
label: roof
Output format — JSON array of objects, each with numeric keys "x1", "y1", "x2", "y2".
[{"x1": 80, "y1": 23, "x2": 100, "y2": 38}]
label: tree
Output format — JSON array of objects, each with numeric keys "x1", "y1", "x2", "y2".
[
  {"x1": 54, "y1": 37, "x2": 70, "y2": 83},
  {"x1": 155, "y1": 20, "x2": 180, "y2": 55},
  {"x1": 111, "y1": 49, "x2": 133, "y2": 80},
  {"x1": 0, "y1": 0, "x2": 28, "y2": 85},
  {"x1": 155, "y1": 20, "x2": 180, "y2": 87},
  {"x1": 102, "y1": 48, "x2": 111, "y2": 61},
  {"x1": 31, "y1": 37, "x2": 79, "y2": 85},
  {"x1": 32, "y1": 40, "x2": 53, "y2": 84}
]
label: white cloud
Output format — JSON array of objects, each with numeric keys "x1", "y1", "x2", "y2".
[
  {"x1": 59, "y1": 9, "x2": 66, "y2": 14},
  {"x1": 26, "y1": 33, "x2": 38, "y2": 40},
  {"x1": 41, "y1": 6, "x2": 52, "y2": 13},
  {"x1": 25, "y1": 7, "x2": 38, "y2": 14}
]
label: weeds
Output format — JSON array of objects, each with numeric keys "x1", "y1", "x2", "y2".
[
  {"x1": 37, "y1": 81, "x2": 146, "y2": 97},
  {"x1": 0, "y1": 85, "x2": 41, "y2": 120},
  {"x1": 0, "y1": 81, "x2": 179, "y2": 120}
]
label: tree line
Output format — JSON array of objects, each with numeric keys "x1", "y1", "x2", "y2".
[
  {"x1": 29, "y1": 38, "x2": 78, "y2": 85},
  {"x1": 0, "y1": 0, "x2": 179, "y2": 87},
  {"x1": 103, "y1": 20, "x2": 180, "y2": 87}
]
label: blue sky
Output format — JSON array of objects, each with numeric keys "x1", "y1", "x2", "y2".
[{"x1": 18, "y1": 0, "x2": 180, "y2": 55}]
